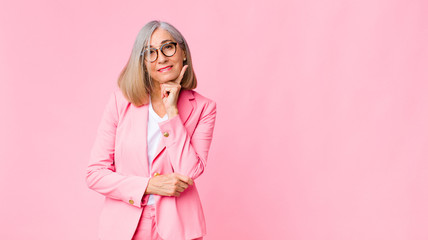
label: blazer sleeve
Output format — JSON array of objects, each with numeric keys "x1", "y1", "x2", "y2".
[
  {"x1": 158, "y1": 99, "x2": 217, "y2": 180},
  {"x1": 86, "y1": 91, "x2": 150, "y2": 208}
]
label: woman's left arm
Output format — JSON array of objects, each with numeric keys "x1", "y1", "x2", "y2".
[{"x1": 158, "y1": 100, "x2": 217, "y2": 180}]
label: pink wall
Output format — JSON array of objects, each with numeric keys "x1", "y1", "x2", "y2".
[{"x1": 1, "y1": 0, "x2": 427, "y2": 239}]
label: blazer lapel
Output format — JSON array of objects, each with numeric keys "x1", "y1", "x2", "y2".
[
  {"x1": 176, "y1": 90, "x2": 195, "y2": 125},
  {"x1": 153, "y1": 90, "x2": 195, "y2": 162},
  {"x1": 129, "y1": 102, "x2": 150, "y2": 176}
]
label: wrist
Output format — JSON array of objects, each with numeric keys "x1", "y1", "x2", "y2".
[
  {"x1": 167, "y1": 108, "x2": 179, "y2": 118},
  {"x1": 145, "y1": 178, "x2": 154, "y2": 195}
]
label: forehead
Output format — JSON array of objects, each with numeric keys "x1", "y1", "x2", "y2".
[{"x1": 149, "y1": 28, "x2": 174, "y2": 47}]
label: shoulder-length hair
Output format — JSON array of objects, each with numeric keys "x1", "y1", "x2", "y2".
[{"x1": 117, "y1": 20, "x2": 197, "y2": 106}]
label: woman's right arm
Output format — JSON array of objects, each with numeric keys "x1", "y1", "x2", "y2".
[{"x1": 86, "y1": 92, "x2": 150, "y2": 208}]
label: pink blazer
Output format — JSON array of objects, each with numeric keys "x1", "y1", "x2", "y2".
[{"x1": 86, "y1": 88, "x2": 217, "y2": 240}]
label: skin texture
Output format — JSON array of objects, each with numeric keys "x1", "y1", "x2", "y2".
[{"x1": 144, "y1": 28, "x2": 193, "y2": 197}]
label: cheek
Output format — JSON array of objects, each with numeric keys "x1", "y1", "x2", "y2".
[
  {"x1": 148, "y1": 64, "x2": 158, "y2": 75},
  {"x1": 175, "y1": 61, "x2": 184, "y2": 69},
  {"x1": 174, "y1": 55, "x2": 185, "y2": 67}
]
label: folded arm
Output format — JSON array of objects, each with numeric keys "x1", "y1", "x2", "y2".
[
  {"x1": 85, "y1": 92, "x2": 150, "y2": 208},
  {"x1": 158, "y1": 100, "x2": 217, "y2": 180}
]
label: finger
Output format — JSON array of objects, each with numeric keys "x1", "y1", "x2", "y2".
[
  {"x1": 174, "y1": 173, "x2": 194, "y2": 185},
  {"x1": 177, "y1": 181, "x2": 189, "y2": 190},
  {"x1": 165, "y1": 87, "x2": 178, "y2": 96},
  {"x1": 161, "y1": 81, "x2": 180, "y2": 86},
  {"x1": 174, "y1": 65, "x2": 188, "y2": 84},
  {"x1": 172, "y1": 176, "x2": 188, "y2": 188},
  {"x1": 176, "y1": 185, "x2": 186, "y2": 193}
]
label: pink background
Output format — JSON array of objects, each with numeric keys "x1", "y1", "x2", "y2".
[{"x1": 1, "y1": 0, "x2": 427, "y2": 239}]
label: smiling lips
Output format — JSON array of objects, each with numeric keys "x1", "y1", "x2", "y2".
[{"x1": 158, "y1": 65, "x2": 172, "y2": 72}]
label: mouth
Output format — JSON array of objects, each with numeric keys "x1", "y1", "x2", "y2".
[{"x1": 158, "y1": 65, "x2": 173, "y2": 72}]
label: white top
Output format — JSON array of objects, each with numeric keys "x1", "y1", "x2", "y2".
[{"x1": 146, "y1": 99, "x2": 168, "y2": 205}]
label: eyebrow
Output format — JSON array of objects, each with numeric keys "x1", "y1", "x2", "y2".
[{"x1": 149, "y1": 39, "x2": 173, "y2": 47}]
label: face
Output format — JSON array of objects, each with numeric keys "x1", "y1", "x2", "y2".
[{"x1": 145, "y1": 28, "x2": 186, "y2": 85}]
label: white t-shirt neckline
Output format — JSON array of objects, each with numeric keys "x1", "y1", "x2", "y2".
[{"x1": 149, "y1": 99, "x2": 168, "y2": 121}]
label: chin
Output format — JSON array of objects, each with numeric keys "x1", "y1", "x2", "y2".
[{"x1": 159, "y1": 74, "x2": 180, "y2": 83}]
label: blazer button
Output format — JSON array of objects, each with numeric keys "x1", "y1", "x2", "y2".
[
  {"x1": 153, "y1": 172, "x2": 160, "y2": 177},
  {"x1": 163, "y1": 132, "x2": 169, "y2": 137},
  {"x1": 129, "y1": 200, "x2": 134, "y2": 205}
]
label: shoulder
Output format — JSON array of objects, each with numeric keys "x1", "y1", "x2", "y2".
[
  {"x1": 186, "y1": 90, "x2": 215, "y2": 107},
  {"x1": 104, "y1": 88, "x2": 132, "y2": 118},
  {"x1": 113, "y1": 88, "x2": 130, "y2": 105},
  {"x1": 186, "y1": 90, "x2": 216, "y2": 116}
]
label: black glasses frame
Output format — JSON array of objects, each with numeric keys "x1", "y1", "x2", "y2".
[{"x1": 141, "y1": 42, "x2": 178, "y2": 62}]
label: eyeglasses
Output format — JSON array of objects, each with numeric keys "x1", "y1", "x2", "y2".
[{"x1": 141, "y1": 41, "x2": 178, "y2": 62}]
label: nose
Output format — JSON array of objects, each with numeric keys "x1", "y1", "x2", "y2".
[{"x1": 156, "y1": 49, "x2": 168, "y2": 63}]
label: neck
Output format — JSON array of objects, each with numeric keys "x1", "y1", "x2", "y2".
[{"x1": 150, "y1": 81, "x2": 162, "y2": 103}]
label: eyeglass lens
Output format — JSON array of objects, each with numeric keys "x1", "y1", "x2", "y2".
[{"x1": 144, "y1": 42, "x2": 177, "y2": 62}]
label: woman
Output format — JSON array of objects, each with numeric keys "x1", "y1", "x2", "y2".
[{"x1": 86, "y1": 20, "x2": 217, "y2": 240}]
